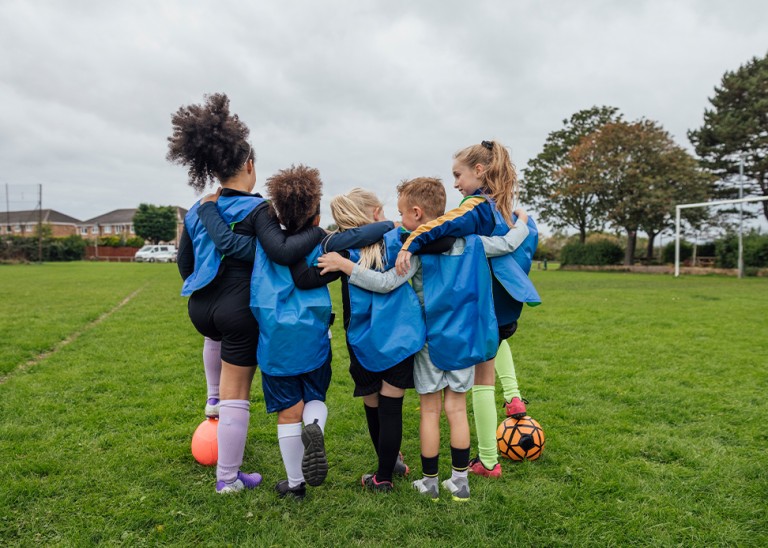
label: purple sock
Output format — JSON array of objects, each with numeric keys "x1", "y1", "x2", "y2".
[
  {"x1": 216, "y1": 399, "x2": 250, "y2": 484},
  {"x1": 202, "y1": 338, "x2": 221, "y2": 400}
]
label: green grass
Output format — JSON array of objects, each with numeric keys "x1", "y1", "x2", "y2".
[{"x1": 1, "y1": 264, "x2": 767, "y2": 545}]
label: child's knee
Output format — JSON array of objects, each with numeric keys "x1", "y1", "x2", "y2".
[{"x1": 277, "y1": 401, "x2": 304, "y2": 424}]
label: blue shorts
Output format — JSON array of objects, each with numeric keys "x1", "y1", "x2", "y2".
[{"x1": 261, "y1": 352, "x2": 332, "y2": 413}]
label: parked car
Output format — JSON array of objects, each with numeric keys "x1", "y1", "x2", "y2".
[{"x1": 134, "y1": 245, "x2": 177, "y2": 263}]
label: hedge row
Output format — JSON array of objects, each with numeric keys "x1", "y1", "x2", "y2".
[
  {"x1": 1, "y1": 235, "x2": 87, "y2": 262},
  {"x1": 662, "y1": 232, "x2": 768, "y2": 268},
  {"x1": 560, "y1": 241, "x2": 624, "y2": 266}
]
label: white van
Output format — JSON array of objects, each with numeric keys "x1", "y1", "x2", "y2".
[{"x1": 134, "y1": 245, "x2": 177, "y2": 263}]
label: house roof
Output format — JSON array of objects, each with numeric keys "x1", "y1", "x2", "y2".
[
  {"x1": 83, "y1": 209, "x2": 137, "y2": 225},
  {"x1": 3, "y1": 207, "x2": 189, "y2": 227},
  {"x1": 2, "y1": 209, "x2": 82, "y2": 225},
  {"x1": 83, "y1": 206, "x2": 189, "y2": 225}
]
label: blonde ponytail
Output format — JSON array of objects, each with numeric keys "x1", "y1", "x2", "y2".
[{"x1": 454, "y1": 141, "x2": 518, "y2": 227}]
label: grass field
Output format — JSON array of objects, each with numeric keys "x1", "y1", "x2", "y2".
[{"x1": 1, "y1": 263, "x2": 766, "y2": 546}]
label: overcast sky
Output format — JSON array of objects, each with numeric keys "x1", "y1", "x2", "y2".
[{"x1": 1, "y1": 0, "x2": 766, "y2": 230}]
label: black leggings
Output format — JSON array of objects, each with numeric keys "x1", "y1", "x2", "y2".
[{"x1": 188, "y1": 275, "x2": 259, "y2": 366}]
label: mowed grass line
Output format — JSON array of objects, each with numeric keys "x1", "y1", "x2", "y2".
[
  {"x1": 1, "y1": 265, "x2": 767, "y2": 545},
  {"x1": 0, "y1": 263, "x2": 162, "y2": 376}
]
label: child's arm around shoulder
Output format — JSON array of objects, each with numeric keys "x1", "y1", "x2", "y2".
[
  {"x1": 395, "y1": 196, "x2": 493, "y2": 275},
  {"x1": 317, "y1": 252, "x2": 419, "y2": 294},
  {"x1": 480, "y1": 208, "x2": 530, "y2": 258},
  {"x1": 197, "y1": 191, "x2": 257, "y2": 262},
  {"x1": 322, "y1": 221, "x2": 394, "y2": 252}
]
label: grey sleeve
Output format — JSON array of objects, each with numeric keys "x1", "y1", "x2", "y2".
[
  {"x1": 348, "y1": 257, "x2": 420, "y2": 293},
  {"x1": 480, "y1": 222, "x2": 530, "y2": 258}
]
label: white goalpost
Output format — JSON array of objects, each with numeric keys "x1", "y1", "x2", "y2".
[{"x1": 675, "y1": 196, "x2": 768, "y2": 278}]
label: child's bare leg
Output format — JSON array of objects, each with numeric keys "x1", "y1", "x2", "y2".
[
  {"x1": 412, "y1": 391, "x2": 442, "y2": 498},
  {"x1": 362, "y1": 393, "x2": 379, "y2": 455},
  {"x1": 444, "y1": 389, "x2": 469, "y2": 450},
  {"x1": 443, "y1": 388, "x2": 471, "y2": 499},
  {"x1": 471, "y1": 359, "x2": 501, "y2": 475},
  {"x1": 419, "y1": 391, "x2": 442, "y2": 458}
]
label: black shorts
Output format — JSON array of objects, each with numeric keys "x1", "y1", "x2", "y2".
[
  {"x1": 347, "y1": 340, "x2": 415, "y2": 397},
  {"x1": 187, "y1": 275, "x2": 259, "y2": 366},
  {"x1": 498, "y1": 321, "x2": 518, "y2": 342}
]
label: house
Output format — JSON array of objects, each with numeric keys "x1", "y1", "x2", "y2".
[
  {"x1": 80, "y1": 209, "x2": 137, "y2": 238},
  {"x1": 0, "y1": 209, "x2": 82, "y2": 237},
  {"x1": 2, "y1": 206, "x2": 189, "y2": 245},
  {"x1": 80, "y1": 207, "x2": 189, "y2": 244}
]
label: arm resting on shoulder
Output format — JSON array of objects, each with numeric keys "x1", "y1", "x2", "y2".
[
  {"x1": 480, "y1": 221, "x2": 529, "y2": 258},
  {"x1": 349, "y1": 257, "x2": 420, "y2": 294},
  {"x1": 252, "y1": 205, "x2": 325, "y2": 265},
  {"x1": 323, "y1": 221, "x2": 394, "y2": 252},
  {"x1": 197, "y1": 202, "x2": 256, "y2": 262},
  {"x1": 291, "y1": 255, "x2": 344, "y2": 289}
]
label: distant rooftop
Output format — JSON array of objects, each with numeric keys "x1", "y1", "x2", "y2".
[{"x1": 2, "y1": 209, "x2": 82, "y2": 225}]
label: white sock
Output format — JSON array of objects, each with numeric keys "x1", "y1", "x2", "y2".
[
  {"x1": 451, "y1": 468, "x2": 468, "y2": 482},
  {"x1": 277, "y1": 422, "x2": 304, "y2": 488},
  {"x1": 302, "y1": 400, "x2": 328, "y2": 432}
]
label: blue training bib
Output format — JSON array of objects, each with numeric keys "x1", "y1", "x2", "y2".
[
  {"x1": 251, "y1": 243, "x2": 332, "y2": 376},
  {"x1": 347, "y1": 227, "x2": 426, "y2": 372},
  {"x1": 486, "y1": 203, "x2": 542, "y2": 307},
  {"x1": 420, "y1": 235, "x2": 499, "y2": 370},
  {"x1": 181, "y1": 195, "x2": 263, "y2": 296}
]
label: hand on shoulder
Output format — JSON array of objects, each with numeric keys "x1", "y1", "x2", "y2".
[{"x1": 200, "y1": 187, "x2": 222, "y2": 204}]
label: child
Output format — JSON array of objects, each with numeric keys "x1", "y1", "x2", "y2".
[
  {"x1": 170, "y1": 93, "x2": 326, "y2": 494},
  {"x1": 394, "y1": 140, "x2": 541, "y2": 479},
  {"x1": 200, "y1": 182, "x2": 393, "y2": 499},
  {"x1": 319, "y1": 177, "x2": 522, "y2": 501},
  {"x1": 312, "y1": 189, "x2": 453, "y2": 492}
]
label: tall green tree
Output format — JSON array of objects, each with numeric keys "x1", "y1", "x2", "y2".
[
  {"x1": 522, "y1": 106, "x2": 622, "y2": 243},
  {"x1": 565, "y1": 120, "x2": 713, "y2": 264},
  {"x1": 132, "y1": 204, "x2": 177, "y2": 244},
  {"x1": 688, "y1": 52, "x2": 768, "y2": 220}
]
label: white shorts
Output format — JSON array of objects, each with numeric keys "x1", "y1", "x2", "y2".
[{"x1": 413, "y1": 342, "x2": 475, "y2": 395}]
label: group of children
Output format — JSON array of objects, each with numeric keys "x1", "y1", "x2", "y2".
[{"x1": 169, "y1": 94, "x2": 540, "y2": 502}]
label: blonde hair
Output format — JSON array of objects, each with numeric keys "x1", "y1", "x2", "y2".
[
  {"x1": 454, "y1": 141, "x2": 518, "y2": 227},
  {"x1": 329, "y1": 188, "x2": 384, "y2": 270}
]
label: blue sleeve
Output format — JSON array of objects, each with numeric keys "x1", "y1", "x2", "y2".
[
  {"x1": 323, "y1": 221, "x2": 394, "y2": 252},
  {"x1": 404, "y1": 200, "x2": 495, "y2": 253},
  {"x1": 197, "y1": 202, "x2": 256, "y2": 262}
]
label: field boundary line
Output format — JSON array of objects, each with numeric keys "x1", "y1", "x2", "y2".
[{"x1": 0, "y1": 284, "x2": 148, "y2": 385}]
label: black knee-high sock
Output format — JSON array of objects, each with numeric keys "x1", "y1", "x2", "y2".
[
  {"x1": 364, "y1": 403, "x2": 380, "y2": 455},
  {"x1": 376, "y1": 395, "x2": 403, "y2": 483}
]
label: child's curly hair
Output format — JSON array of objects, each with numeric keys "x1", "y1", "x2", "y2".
[
  {"x1": 166, "y1": 93, "x2": 252, "y2": 192},
  {"x1": 265, "y1": 164, "x2": 323, "y2": 234}
]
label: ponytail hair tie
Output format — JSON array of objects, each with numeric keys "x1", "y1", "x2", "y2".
[{"x1": 481, "y1": 140, "x2": 493, "y2": 150}]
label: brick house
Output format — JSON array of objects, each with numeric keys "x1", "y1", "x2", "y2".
[
  {"x1": 81, "y1": 207, "x2": 188, "y2": 245},
  {"x1": 3, "y1": 206, "x2": 189, "y2": 245},
  {"x1": 80, "y1": 209, "x2": 138, "y2": 239},
  {"x1": 0, "y1": 209, "x2": 82, "y2": 237}
]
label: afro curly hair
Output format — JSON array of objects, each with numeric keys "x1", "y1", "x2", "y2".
[
  {"x1": 265, "y1": 164, "x2": 323, "y2": 234},
  {"x1": 166, "y1": 93, "x2": 252, "y2": 193}
]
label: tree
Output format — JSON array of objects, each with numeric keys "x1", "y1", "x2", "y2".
[
  {"x1": 688, "y1": 52, "x2": 768, "y2": 220},
  {"x1": 565, "y1": 120, "x2": 713, "y2": 264},
  {"x1": 133, "y1": 204, "x2": 178, "y2": 244},
  {"x1": 522, "y1": 106, "x2": 622, "y2": 243}
]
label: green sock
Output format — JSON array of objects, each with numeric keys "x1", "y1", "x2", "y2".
[
  {"x1": 471, "y1": 384, "x2": 498, "y2": 469},
  {"x1": 495, "y1": 339, "x2": 521, "y2": 402}
]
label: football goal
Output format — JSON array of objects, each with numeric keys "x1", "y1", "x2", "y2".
[{"x1": 674, "y1": 196, "x2": 768, "y2": 277}]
